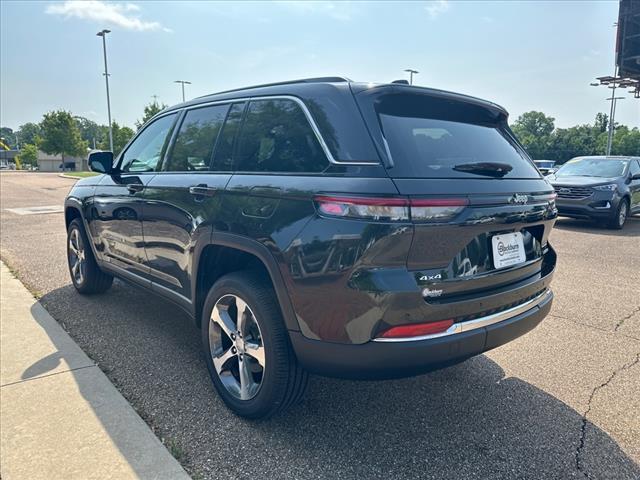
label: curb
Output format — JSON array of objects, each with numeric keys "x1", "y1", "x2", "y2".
[{"x1": 0, "y1": 262, "x2": 191, "y2": 480}]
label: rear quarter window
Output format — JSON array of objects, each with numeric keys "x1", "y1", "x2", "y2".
[{"x1": 235, "y1": 98, "x2": 328, "y2": 173}]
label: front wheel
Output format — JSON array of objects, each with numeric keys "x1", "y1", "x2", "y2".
[
  {"x1": 67, "y1": 218, "x2": 113, "y2": 294},
  {"x1": 201, "y1": 271, "x2": 308, "y2": 419},
  {"x1": 607, "y1": 199, "x2": 629, "y2": 230}
]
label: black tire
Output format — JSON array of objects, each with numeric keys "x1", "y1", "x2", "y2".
[
  {"x1": 67, "y1": 218, "x2": 113, "y2": 294},
  {"x1": 201, "y1": 271, "x2": 308, "y2": 419},
  {"x1": 607, "y1": 198, "x2": 629, "y2": 230}
]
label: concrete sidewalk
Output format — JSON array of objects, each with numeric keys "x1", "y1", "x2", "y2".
[{"x1": 0, "y1": 262, "x2": 190, "y2": 480}]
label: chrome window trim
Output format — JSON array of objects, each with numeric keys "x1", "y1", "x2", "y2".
[
  {"x1": 373, "y1": 289, "x2": 552, "y2": 343},
  {"x1": 169, "y1": 95, "x2": 380, "y2": 166}
]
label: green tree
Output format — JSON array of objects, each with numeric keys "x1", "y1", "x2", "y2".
[
  {"x1": 40, "y1": 111, "x2": 87, "y2": 162},
  {"x1": 17, "y1": 122, "x2": 42, "y2": 146},
  {"x1": 17, "y1": 143, "x2": 39, "y2": 169},
  {"x1": 549, "y1": 125, "x2": 599, "y2": 162},
  {"x1": 98, "y1": 121, "x2": 134, "y2": 156},
  {"x1": 74, "y1": 117, "x2": 106, "y2": 148},
  {"x1": 136, "y1": 101, "x2": 167, "y2": 130},
  {"x1": 0, "y1": 127, "x2": 16, "y2": 149},
  {"x1": 512, "y1": 111, "x2": 555, "y2": 137},
  {"x1": 593, "y1": 113, "x2": 608, "y2": 134},
  {"x1": 611, "y1": 126, "x2": 640, "y2": 156},
  {"x1": 511, "y1": 111, "x2": 556, "y2": 159}
]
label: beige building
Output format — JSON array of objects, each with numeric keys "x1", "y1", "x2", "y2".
[{"x1": 37, "y1": 151, "x2": 86, "y2": 172}]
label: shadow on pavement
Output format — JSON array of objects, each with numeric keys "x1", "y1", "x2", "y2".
[
  {"x1": 34, "y1": 281, "x2": 640, "y2": 479},
  {"x1": 21, "y1": 352, "x2": 65, "y2": 380},
  {"x1": 22, "y1": 301, "x2": 191, "y2": 479}
]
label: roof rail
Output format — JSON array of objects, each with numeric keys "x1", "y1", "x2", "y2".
[{"x1": 195, "y1": 76, "x2": 352, "y2": 100}]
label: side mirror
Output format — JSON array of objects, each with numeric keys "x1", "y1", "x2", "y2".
[
  {"x1": 632, "y1": 173, "x2": 640, "y2": 181},
  {"x1": 88, "y1": 151, "x2": 114, "y2": 174}
]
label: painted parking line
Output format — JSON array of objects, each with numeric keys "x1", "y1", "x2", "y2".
[{"x1": 4, "y1": 205, "x2": 64, "y2": 215}]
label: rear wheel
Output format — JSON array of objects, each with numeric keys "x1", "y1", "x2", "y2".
[
  {"x1": 201, "y1": 271, "x2": 308, "y2": 419},
  {"x1": 607, "y1": 198, "x2": 629, "y2": 230},
  {"x1": 67, "y1": 219, "x2": 113, "y2": 294}
]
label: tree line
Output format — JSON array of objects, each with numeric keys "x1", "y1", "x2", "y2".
[
  {"x1": 1, "y1": 106, "x2": 638, "y2": 170},
  {"x1": 0, "y1": 101, "x2": 166, "y2": 169},
  {"x1": 510, "y1": 111, "x2": 639, "y2": 163}
]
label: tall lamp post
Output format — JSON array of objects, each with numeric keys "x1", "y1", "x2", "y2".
[
  {"x1": 97, "y1": 29, "x2": 113, "y2": 152},
  {"x1": 174, "y1": 80, "x2": 192, "y2": 102},
  {"x1": 404, "y1": 69, "x2": 419, "y2": 85}
]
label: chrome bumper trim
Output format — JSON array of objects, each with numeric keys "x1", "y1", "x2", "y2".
[{"x1": 373, "y1": 289, "x2": 552, "y2": 343}]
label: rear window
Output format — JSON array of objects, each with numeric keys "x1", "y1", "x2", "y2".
[{"x1": 376, "y1": 94, "x2": 540, "y2": 179}]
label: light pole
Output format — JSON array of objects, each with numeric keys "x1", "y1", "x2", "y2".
[
  {"x1": 97, "y1": 29, "x2": 113, "y2": 152},
  {"x1": 174, "y1": 80, "x2": 191, "y2": 102},
  {"x1": 404, "y1": 69, "x2": 419, "y2": 85},
  {"x1": 606, "y1": 94, "x2": 625, "y2": 154}
]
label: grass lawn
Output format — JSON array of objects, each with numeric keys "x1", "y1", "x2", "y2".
[{"x1": 63, "y1": 171, "x2": 99, "y2": 178}]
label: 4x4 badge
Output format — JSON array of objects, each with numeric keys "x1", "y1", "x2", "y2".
[
  {"x1": 420, "y1": 273, "x2": 442, "y2": 281},
  {"x1": 510, "y1": 194, "x2": 528, "y2": 204}
]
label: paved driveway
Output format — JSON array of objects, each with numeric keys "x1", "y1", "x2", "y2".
[{"x1": 1, "y1": 172, "x2": 638, "y2": 479}]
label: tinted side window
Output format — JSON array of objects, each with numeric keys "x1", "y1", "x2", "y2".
[
  {"x1": 211, "y1": 102, "x2": 246, "y2": 171},
  {"x1": 630, "y1": 160, "x2": 640, "y2": 177},
  {"x1": 235, "y1": 99, "x2": 328, "y2": 173},
  {"x1": 165, "y1": 104, "x2": 229, "y2": 172},
  {"x1": 120, "y1": 113, "x2": 177, "y2": 173}
]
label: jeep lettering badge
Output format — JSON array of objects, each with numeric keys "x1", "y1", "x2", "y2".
[{"x1": 509, "y1": 194, "x2": 528, "y2": 204}]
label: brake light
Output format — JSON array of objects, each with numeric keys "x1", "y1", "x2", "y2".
[
  {"x1": 379, "y1": 319, "x2": 454, "y2": 339},
  {"x1": 314, "y1": 196, "x2": 468, "y2": 222},
  {"x1": 315, "y1": 195, "x2": 409, "y2": 221}
]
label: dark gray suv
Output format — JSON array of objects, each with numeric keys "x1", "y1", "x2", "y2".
[
  {"x1": 65, "y1": 77, "x2": 557, "y2": 418},
  {"x1": 548, "y1": 156, "x2": 640, "y2": 229}
]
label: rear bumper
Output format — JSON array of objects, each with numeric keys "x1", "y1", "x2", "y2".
[{"x1": 290, "y1": 289, "x2": 553, "y2": 379}]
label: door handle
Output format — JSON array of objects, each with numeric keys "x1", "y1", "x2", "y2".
[
  {"x1": 189, "y1": 185, "x2": 217, "y2": 197},
  {"x1": 127, "y1": 183, "x2": 144, "y2": 194}
]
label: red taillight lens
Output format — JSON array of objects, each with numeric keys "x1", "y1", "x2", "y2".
[
  {"x1": 410, "y1": 198, "x2": 468, "y2": 222},
  {"x1": 314, "y1": 196, "x2": 468, "y2": 222},
  {"x1": 315, "y1": 196, "x2": 409, "y2": 221},
  {"x1": 379, "y1": 319, "x2": 455, "y2": 339}
]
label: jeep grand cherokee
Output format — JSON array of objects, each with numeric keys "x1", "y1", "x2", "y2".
[{"x1": 65, "y1": 77, "x2": 557, "y2": 418}]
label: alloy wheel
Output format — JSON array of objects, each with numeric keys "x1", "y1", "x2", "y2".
[
  {"x1": 618, "y1": 202, "x2": 627, "y2": 227},
  {"x1": 68, "y1": 228, "x2": 85, "y2": 285},
  {"x1": 208, "y1": 294, "x2": 266, "y2": 400}
]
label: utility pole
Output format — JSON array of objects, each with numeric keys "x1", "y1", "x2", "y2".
[
  {"x1": 404, "y1": 69, "x2": 419, "y2": 85},
  {"x1": 97, "y1": 29, "x2": 113, "y2": 152},
  {"x1": 174, "y1": 80, "x2": 191, "y2": 102}
]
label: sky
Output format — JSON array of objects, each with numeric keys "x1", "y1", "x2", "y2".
[{"x1": 1, "y1": 1, "x2": 638, "y2": 131}]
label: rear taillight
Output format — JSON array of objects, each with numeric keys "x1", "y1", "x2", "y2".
[
  {"x1": 379, "y1": 319, "x2": 454, "y2": 339},
  {"x1": 410, "y1": 198, "x2": 468, "y2": 221},
  {"x1": 314, "y1": 196, "x2": 468, "y2": 222},
  {"x1": 315, "y1": 196, "x2": 409, "y2": 221}
]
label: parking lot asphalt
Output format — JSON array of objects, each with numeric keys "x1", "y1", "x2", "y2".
[{"x1": 1, "y1": 171, "x2": 638, "y2": 479}]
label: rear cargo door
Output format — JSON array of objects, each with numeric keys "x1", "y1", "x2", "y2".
[{"x1": 355, "y1": 87, "x2": 558, "y2": 296}]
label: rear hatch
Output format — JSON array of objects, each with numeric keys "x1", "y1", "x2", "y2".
[{"x1": 354, "y1": 85, "x2": 557, "y2": 301}]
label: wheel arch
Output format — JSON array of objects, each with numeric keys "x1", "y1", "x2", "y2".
[
  {"x1": 192, "y1": 233, "x2": 300, "y2": 333},
  {"x1": 64, "y1": 198, "x2": 84, "y2": 228}
]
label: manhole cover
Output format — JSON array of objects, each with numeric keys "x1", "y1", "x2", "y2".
[{"x1": 4, "y1": 205, "x2": 64, "y2": 215}]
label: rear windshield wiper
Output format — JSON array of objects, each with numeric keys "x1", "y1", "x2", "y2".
[{"x1": 453, "y1": 162, "x2": 513, "y2": 178}]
